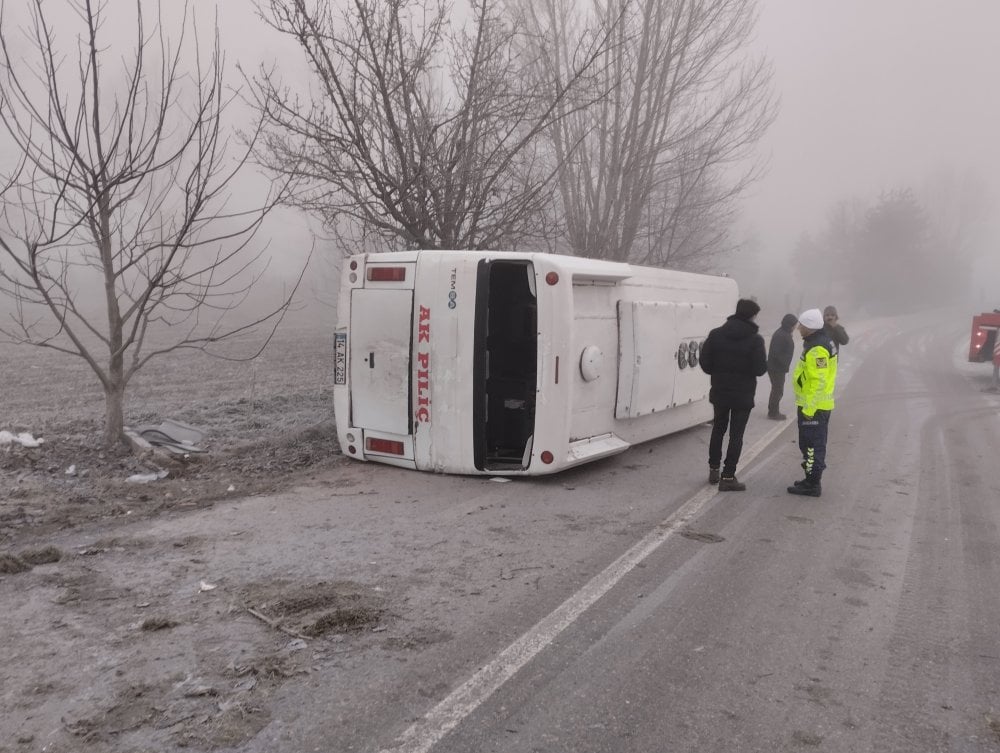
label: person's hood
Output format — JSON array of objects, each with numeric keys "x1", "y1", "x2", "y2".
[
  {"x1": 720, "y1": 315, "x2": 760, "y2": 339},
  {"x1": 780, "y1": 313, "x2": 798, "y2": 331}
]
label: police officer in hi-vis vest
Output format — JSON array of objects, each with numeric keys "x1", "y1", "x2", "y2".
[{"x1": 788, "y1": 308, "x2": 837, "y2": 497}]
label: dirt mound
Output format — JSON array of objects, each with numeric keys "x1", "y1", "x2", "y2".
[{"x1": 244, "y1": 580, "x2": 386, "y2": 638}]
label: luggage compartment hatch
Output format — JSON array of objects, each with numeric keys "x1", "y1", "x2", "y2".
[{"x1": 615, "y1": 301, "x2": 712, "y2": 419}]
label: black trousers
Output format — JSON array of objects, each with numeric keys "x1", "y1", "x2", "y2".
[
  {"x1": 708, "y1": 403, "x2": 752, "y2": 476},
  {"x1": 767, "y1": 368, "x2": 786, "y2": 416},
  {"x1": 797, "y1": 407, "x2": 831, "y2": 481}
]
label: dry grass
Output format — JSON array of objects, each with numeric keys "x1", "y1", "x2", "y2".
[
  {"x1": 18, "y1": 545, "x2": 62, "y2": 565},
  {"x1": 0, "y1": 553, "x2": 31, "y2": 574}
]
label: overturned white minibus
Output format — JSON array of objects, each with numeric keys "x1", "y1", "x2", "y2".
[{"x1": 333, "y1": 251, "x2": 738, "y2": 474}]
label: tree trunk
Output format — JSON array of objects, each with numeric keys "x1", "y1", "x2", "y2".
[{"x1": 103, "y1": 377, "x2": 126, "y2": 448}]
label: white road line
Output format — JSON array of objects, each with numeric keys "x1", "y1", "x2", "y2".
[{"x1": 381, "y1": 419, "x2": 791, "y2": 753}]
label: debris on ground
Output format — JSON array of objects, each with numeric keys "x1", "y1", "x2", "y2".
[
  {"x1": 0, "y1": 430, "x2": 44, "y2": 448},
  {"x1": 126, "y1": 470, "x2": 170, "y2": 484},
  {"x1": 131, "y1": 419, "x2": 208, "y2": 456},
  {"x1": 140, "y1": 616, "x2": 180, "y2": 631}
]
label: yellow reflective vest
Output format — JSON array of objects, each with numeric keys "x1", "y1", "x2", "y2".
[{"x1": 793, "y1": 332, "x2": 837, "y2": 416}]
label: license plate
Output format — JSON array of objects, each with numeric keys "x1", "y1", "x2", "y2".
[{"x1": 334, "y1": 332, "x2": 347, "y2": 385}]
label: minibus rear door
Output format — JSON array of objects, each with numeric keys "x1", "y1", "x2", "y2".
[{"x1": 349, "y1": 289, "x2": 413, "y2": 435}]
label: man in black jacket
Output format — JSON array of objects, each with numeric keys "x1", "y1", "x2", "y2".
[
  {"x1": 698, "y1": 298, "x2": 768, "y2": 491},
  {"x1": 766, "y1": 313, "x2": 799, "y2": 420},
  {"x1": 823, "y1": 305, "x2": 849, "y2": 355}
]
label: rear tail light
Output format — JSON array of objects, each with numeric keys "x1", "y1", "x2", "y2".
[
  {"x1": 365, "y1": 437, "x2": 405, "y2": 455},
  {"x1": 540, "y1": 450, "x2": 554, "y2": 464},
  {"x1": 367, "y1": 267, "x2": 406, "y2": 282}
]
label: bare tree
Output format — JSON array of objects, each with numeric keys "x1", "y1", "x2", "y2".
[
  {"x1": 797, "y1": 178, "x2": 990, "y2": 314},
  {"x1": 520, "y1": 0, "x2": 775, "y2": 267},
  {"x1": 0, "y1": 0, "x2": 302, "y2": 447},
  {"x1": 248, "y1": 0, "x2": 612, "y2": 251},
  {"x1": 921, "y1": 168, "x2": 992, "y2": 263}
]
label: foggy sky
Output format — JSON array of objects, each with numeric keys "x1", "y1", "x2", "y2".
[
  {"x1": 743, "y1": 0, "x2": 1000, "y2": 257},
  {"x1": 194, "y1": 0, "x2": 1000, "y2": 275},
  {"x1": 3, "y1": 0, "x2": 998, "y2": 274}
]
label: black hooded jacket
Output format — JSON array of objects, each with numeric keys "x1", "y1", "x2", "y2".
[
  {"x1": 699, "y1": 315, "x2": 768, "y2": 409},
  {"x1": 767, "y1": 313, "x2": 799, "y2": 374},
  {"x1": 824, "y1": 322, "x2": 849, "y2": 355}
]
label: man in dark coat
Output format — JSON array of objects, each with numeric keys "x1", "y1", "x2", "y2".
[
  {"x1": 766, "y1": 313, "x2": 799, "y2": 420},
  {"x1": 823, "y1": 305, "x2": 849, "y2": 355},
  {"x1": 698, "y1": 298, "x2": 768, "y2": 491}
]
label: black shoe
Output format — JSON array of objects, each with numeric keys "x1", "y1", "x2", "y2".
[
  {"x1": 767, "y1": 412, "x2": 787, "y2": 421},
  {"x1": 787, "y1": 482, "x2": 821, "y2": 497},
  {"x1": 708, "y1": 467, "x2": 720, "y2": 484},
  {"x1": 795, "y1": 472, "x2": 823, "y2": 488},
  {"x1": 719, "y1": 476, "x2": 746, "y2": 492}
]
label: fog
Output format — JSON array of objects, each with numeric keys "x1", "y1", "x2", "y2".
[
  {"x1": 0, "y1": 1, "x2": 334, "y2": 326},
  {"x1": 734, "y1": 0, "x2": 1000, "y2": 317},
  {"x1": 2, "y1": 0, "x2": 998, "y2": 325},
  {"x1": 226, "y1": 0, "x2": 1000, "y2": 319},
  {"x1": 752, "y1": 0, "x2": 1000, "y2": 234}
]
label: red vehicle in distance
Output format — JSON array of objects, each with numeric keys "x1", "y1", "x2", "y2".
[
  {"x1": 969, "y1": 310, "x2": 1000, "y2": 392},
  {"x1": 969, "y1": 310, "x2": 1000, "y2": 363}
]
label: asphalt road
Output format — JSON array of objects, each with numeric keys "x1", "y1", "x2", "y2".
[{"x1": 359, "y1": 312, "x2": 1000, "y2": 753}]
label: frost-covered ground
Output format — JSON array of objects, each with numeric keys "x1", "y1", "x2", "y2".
[{"x1": 1, "y1": 313, "x2": 343, "y2": 534}]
